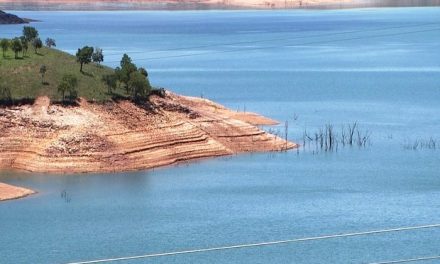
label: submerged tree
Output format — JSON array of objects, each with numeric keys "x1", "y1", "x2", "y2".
[{"x1": 75, "y1": 46, "x2": 94, "y2": 72}]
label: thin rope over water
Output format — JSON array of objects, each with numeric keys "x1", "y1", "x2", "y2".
[
  {"x1": 66, "y1": 223, "x2": 440, "y2": 264},
  {"x1": 367, "y1": 255, "x2": 440, "y2": 264}
]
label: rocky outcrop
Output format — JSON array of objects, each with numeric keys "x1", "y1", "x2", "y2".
[{"x1": 0, "y1": 92, "x2": 296, "y2": 174}]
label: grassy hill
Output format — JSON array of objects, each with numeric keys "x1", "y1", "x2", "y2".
[{"x1": 0, "y1": 45, "x2": 121, "y2": 103}]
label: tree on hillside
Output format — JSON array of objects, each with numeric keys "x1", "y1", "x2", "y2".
[
  {"x1": 45, "y1": 38, "x2": 56, "y2": 48},
  {"x1": 19, "y1": 36, "x2": 28, "y2": 57},
  {"x1": 121, "y1": 53, "x2": 134, "y2": 69},
  {"x1": 39, "y1": 65, "x2": 47, "y2": 85},
  {"x1": 22, "y1": 26, "x2": 39, "y2": 42},
  {"x1": 0, "y1": 39, "x2": 9, "y2": 58},
  {"x1": 101, "y1": 74, "x2": 117, "y2": 94},
  {"x1": 92, "y1": 47, "x2": 104, "y2": 65},
  {"x1": 0, "y1": 83, "x2": 12, "y2": 102},
  {"x1": 139, "y1": 67, "x2": 149, "y2": 78},
  {"x1": 128, "y1": 70, "x2": 151, "y2": 101},
  {"x1": 32, "y1": 38, "x2": 43, "y2": 54},
  {"x1": 58, "y1": 74, "x2": 78, "y2": 103},
  {"x1": 117, "y1": 54, "x2": 137, "y2": 92},
  {"x1": 11, "y1": 38, "x2": 23, "y2": 59},
  {"x1": 75, "y1": 46, "x2": 94, "y2": 72}
]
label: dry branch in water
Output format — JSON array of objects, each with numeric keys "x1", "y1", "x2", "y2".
[{"x1": 302, "y1": 122, "x2": 371, "y2": 153}]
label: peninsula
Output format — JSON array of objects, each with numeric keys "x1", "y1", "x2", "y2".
[
  {"x1": 0, "y1": 27, "x2": 296, "y2": 200},
  {"x1": 0, "y1": 182, "x2": 35, "y2": 201},
  {"x1": 0, "y1": 10, "x2": 28, "y2": 24}
]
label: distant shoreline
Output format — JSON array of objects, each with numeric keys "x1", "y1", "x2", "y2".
[
  {"x1": 0, "y1": 10, "x2": 28, "y2": 23},
  {"x1": 1, "y1": 0, "x2": 439, "y2": 11}
]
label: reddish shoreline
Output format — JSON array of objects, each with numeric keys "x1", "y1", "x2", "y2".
[
  {"x1": 0, "y1": 92, "x2": 296, "y2": 201},
  {"x1": 0, "y1": 92, "x2": 296, "y2": 175}
]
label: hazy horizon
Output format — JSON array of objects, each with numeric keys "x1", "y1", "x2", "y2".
[{"x1": 1, "y1": 0, "x2": 440, "y2": 10}]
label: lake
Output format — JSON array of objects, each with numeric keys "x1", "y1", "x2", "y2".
[{"x1": 1, "y1": 8, "x2": 440, "y2": 264}]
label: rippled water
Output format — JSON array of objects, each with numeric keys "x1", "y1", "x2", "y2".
[{"x1": 1, "y1": 8, "x2": 440, "y2": 264}]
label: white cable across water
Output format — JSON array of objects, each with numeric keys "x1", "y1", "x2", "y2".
[
  {"x1": 368, "y1": 255, "x2": 440, "y2": 264},
  {"x1": 66, "y1": 223, "x2": 440, "y2": 264}
]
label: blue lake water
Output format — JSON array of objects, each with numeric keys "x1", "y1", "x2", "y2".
[{"x1": 1, "y1": 8, "x2": 440, "y2": 264}]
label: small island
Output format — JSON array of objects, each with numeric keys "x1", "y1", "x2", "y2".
[{"x1": 0, "y1": 26, "x2": 296, "y2": 200}]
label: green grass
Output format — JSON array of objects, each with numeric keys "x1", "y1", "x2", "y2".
[{"x1": 0, "y1": 44, "x2": 125, "y2": 102}]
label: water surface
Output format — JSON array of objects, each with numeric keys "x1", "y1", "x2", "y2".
[{"x1": 1, "y1": 8, "x2": 440, "y2": 264}]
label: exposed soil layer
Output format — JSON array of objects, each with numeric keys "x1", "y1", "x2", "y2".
[{"x1": 0, "y1": 92, "x2": 296, "y2": 174}]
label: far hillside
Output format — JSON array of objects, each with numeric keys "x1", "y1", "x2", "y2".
[
  {"x1": 0, "y1": 26, "x2": 153, "y2": 104},
  {"x1": 0, "y1": 10, "x2": 28, "y2": 24}
]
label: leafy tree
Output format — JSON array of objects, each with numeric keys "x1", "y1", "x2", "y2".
[
  {"x1": 75, "y1": 46, "x2": 94, "y2": 72},
  {"x1": 22, "y1": 26, "x2": 39, "y2": 42},
  {"x1": 139, "y1": 67, "x2": 149, "y2": 78},
  {"x1": 117, "y1": 54, "x2": 137, "y2": 91},
  {"x1": 121, "y1": 53, "x2": 133, "y2": 69},
  {"x1": 128, "y1": 70, "x2": 151, "y2": 101},
  {"x1": 58, "y1": 74, "x2": 78, "y2": 103},
  {"x1": 19, "y1": 36, "x2": 28, "y2": 56},
  {"x1": 32, "y1": 38, "x2": 43, "y2": 54},
  {"x1": 39, "y1": 65, "x2": 47, "y2": 84},
  {"x1": 0, "y1": 83, "x2": 12, "y2": 102},
  {"x1": 114, "y1": 67, "x2": 122, "y2": 88},
  {"x1": 101, "y1": 74, "x2": 117, "y2": 94},
  {"x1": 92, "y1": 47, "x2": 104, "y2": 65},
  {"x1": 11, "y1": 38, "x2": 23, "y2": 59},
  {"x1": 45, "y1": 38, "x2": 56, "y2": 48},
  {"x1": 0, "y1": 39, "x2": 9, "y2": 58}
]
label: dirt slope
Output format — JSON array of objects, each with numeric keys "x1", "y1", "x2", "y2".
[{"x1": 0, "y1": 91, "x2": 296, "y2": 174}]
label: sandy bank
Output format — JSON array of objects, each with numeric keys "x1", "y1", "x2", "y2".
[
  {"x1": 0, "y1": 91, "x2": 296, "y2": 174},
  {"x1": 0, "y1": 182, "x2": 35, "y2": 201}
]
